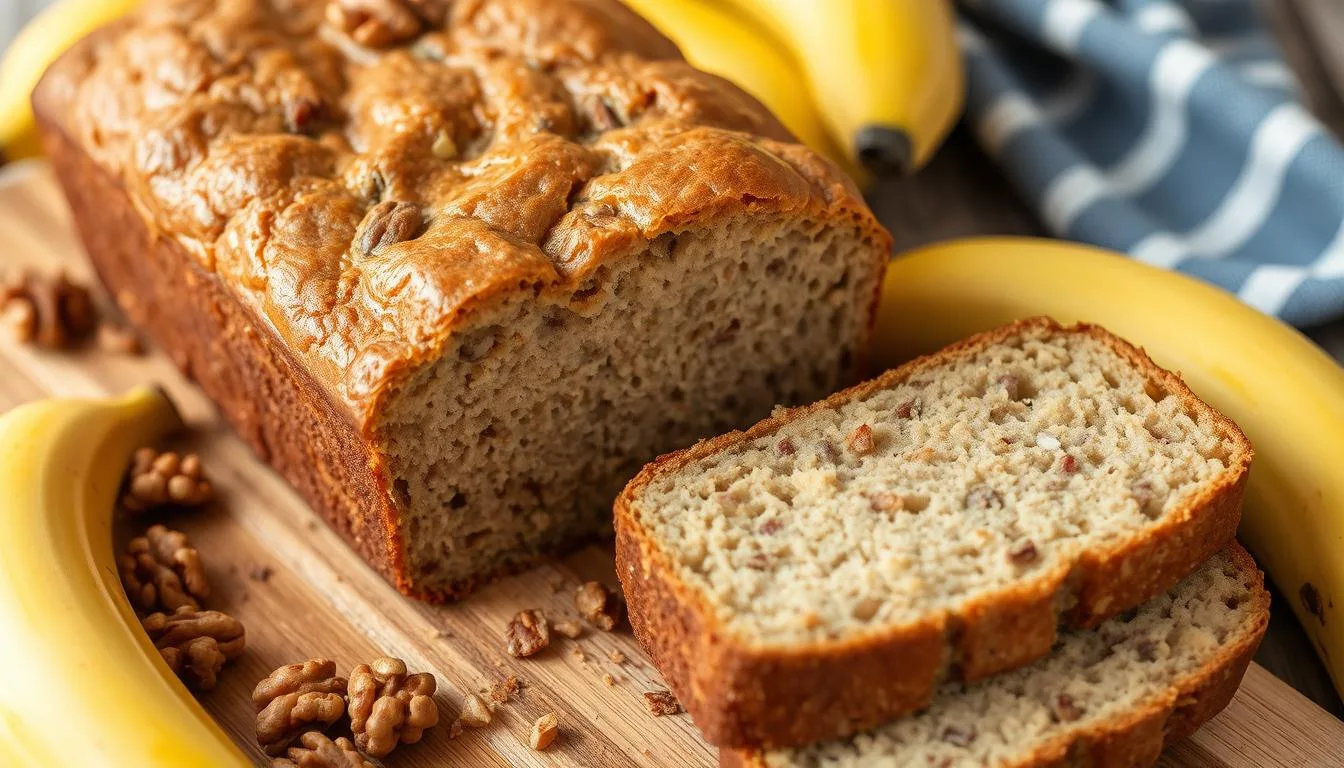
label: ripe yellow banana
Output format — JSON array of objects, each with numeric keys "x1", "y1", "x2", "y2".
[
  {"x1": 0, "y1": 387, "x2": 249, "y2": 767},
  {"x1": 719, "y1": 0, "x2": 964, "y2": 174},
  {"x1": 0, "y1": 0, "x2": 141, "y2": 161},
  {"x1": 875, "y1": 237, "x2": 1344, "y2": 699},
  {"x1": 620, "y1": 0, "x2": 856, "y2": 178}
]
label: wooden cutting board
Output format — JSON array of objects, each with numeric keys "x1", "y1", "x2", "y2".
[{"x1": 3, "y1": 163, "x2": 1343, "y2": 767}]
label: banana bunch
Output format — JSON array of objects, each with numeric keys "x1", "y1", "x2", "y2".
[
  {"x1": 875, "y1": 237, "x2": 1344, "y2": 699},
  {"x1": 0, "y1": 387, "x2": 249, "y2": 767},
  {"x1": 628, "y1": 0, "x2": 963, "y2": 176},
  {"x1": 0, "y1": 0, "x2": 142, "y2": 161}
]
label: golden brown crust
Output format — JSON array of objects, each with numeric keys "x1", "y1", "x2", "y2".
[
  {"x1": 720, "y1": 544, "x2": 1269, "y2": 768},
  {"x1": 33, "y1": 0, "x2": 890, "y2": 600},
  {"x1": 615, "y1": 318, "x2": 1254, "y2": 749},
  {"x1": 32, "y1": 0, "x2": 888, "y2": 428}
]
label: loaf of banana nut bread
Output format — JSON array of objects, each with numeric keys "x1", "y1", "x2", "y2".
[
  {"x1": 728, "y1": 546, "x2": 1268, "y2": 768},
  {"x1": 33, "y1": 0, "x2": 890, "y2": 599},
  {"x1": 616, "y1": 319, "x2": 1252, "y2": 748}
]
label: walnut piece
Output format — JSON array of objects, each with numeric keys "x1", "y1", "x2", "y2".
[
  {"x1": 642, "y1": 690, "x2": 682, "y2": 717},
  {"x1": 119, "y1": 524, "x2": 210, "y2": 612},
  {"x1": 326, "y1": 0, "x2": 444, "y2": 47},
  {"x1": 457, "y1": 693, "x2": 491, "y2": 728},
  {"x1": 574, "y1": 582, "x2": 624, "y2": 631},
  {"x1": 847, "y1": 424, "x2": 874, "y2": 455},
  {"x1": 1054, "y1": 693, "x2": 1084, "y2": 722},
  {"x1": 355, "y1": 200, "x2": 424, "y2": 254},
  {"x1": 506, "y1": 609, "x2": 551, "y2": 657},
  {"x1": 0, "y1": 269, "x2": 96, "y2": 348},
  {"x1": 997, "y1": 374, "x2": 1022, "y2": 400},
  {"x1": 964, "y1": 484, "x2": 1003, "y2": 511},
  {"x1": 121, "y1": 448, "x2": 214, "y2": 513},
  {"x1": 529, "y1": 712, "x2": 559, "y2": 750},
  {"x1": 348, "y1": 656, "x2": 440, "y2": 758},
  {"x1": 941, "y1": 725, "x2": 976, "y2": 747},
  {"x1": 254, "y1": 659, "x2": 349, "y2": 757},
  {"x1": 270, "y1": 732, "x2": 375, "y2": 768},
  {"x1": 143, "y1": 606, "x2": 245, "y2": 690},
  {"x1": 1008, "y1": 539, "x2": 1039, "y2": 565}
]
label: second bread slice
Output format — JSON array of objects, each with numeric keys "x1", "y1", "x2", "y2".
[{"x1": 615, "y1": 318, "x2": 1252, "y2": 748}]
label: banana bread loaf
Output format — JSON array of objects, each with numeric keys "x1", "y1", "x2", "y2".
[
  {"x1": 32, "y1": 0, "x2": 890, "y2": 599},
  {"x1": 616, "y1": 319, "x2": 1252, "y2": 748},
  {"x1": 728, "y1": 545, "x2": 1268, "y2": 768}
]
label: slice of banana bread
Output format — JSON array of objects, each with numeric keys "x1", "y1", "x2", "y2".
[
  {"x1": 615, "y1": 318, "x2": 1252, "y2": 748},
  {"x1": 727, "y1": 545, "x2": 1268, "y2": 768}
]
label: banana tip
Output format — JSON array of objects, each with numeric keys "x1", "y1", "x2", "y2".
[{"x1": 855, "y1": 126, "x2": 914, "y2": 177}]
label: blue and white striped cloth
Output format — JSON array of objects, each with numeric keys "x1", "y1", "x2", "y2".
[{"x1": 959, "y1": 0, "x2": 1344, "y2": 326}]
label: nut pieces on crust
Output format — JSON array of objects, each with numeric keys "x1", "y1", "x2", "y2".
[
  {"x1": 121, "y1": 448, "x2": 214, "y2": 513},
  {"x1": 119, "y1": 524, "x2": 210, "y2": 613},
  {"x1": 253, "y1": 659, "x2": 350, "y2": 757},
  {"x1": 270, "y1": 732, "x2": 376, "y2": 768},
  {"x1": 348, "y1": 656, "x2": 439, "y2": 757},
  {"x1": 143, "y1": 606, "x2": 245, "y2": 690}
]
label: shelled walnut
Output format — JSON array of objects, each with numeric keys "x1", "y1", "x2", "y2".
[
  {"x1": 254, "y1": 659, "x2": 349, "y2": 757},
  {"x1": 505, "y1": 609, "x2": 550, "y2": 657},
  {"x1": 0, "y1": 269, "x2": 96, "y2": 348},
  {"x1": 119, "y1": 524, "x2": 209, "y2": 612},
  {"x1": 143, "y1": 606, "x2": 245, "y2": 690},
  {"x1": 121, "y1": 448, "x2": 213, "y2": 513},
  {"x1": 271, "y1": 732, "x2": 376, "y2": 768},
  {"x1": 575, "y1": 581, "x2": 624, "y2": 631},
  {"x1": 348, "y1": 656, "x2": 439, "y2": 758}
]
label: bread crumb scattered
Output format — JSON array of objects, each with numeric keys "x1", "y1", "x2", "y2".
[
  {"x1": 489, "y1": 676, "x2": 521, "y2": 704},
  {"x1": 607, "y1": 649, "x2": 626, "y2": 664},
  {"x1": 642, "y1": 690, "x2": 682, "y2": 717}
]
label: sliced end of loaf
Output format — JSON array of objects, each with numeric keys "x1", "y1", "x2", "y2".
[
  {"x1": 616, "y1": 319, "x2": 1253, "y2": 747},
  {"x1": 733, "y1": 544, "x2": 1268, "y2": 768},
  {"x1": 376, "y1": 215, "x2": 884, "y2": 597}
]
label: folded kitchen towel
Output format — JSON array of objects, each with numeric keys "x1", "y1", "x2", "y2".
[{"x1": 959, "y1": 0, "x2": 1344, "y2": 326}]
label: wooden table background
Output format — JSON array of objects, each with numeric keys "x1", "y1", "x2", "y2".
[{"x1": 1, "y1": 0, "x2": 1343, "y2": 759}]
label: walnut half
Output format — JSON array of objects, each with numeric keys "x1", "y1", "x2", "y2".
[
  {"x1": 348, "y1": 657, "x2": 439, "y2": 758},
  {"x1": 254, "y1": 659, "x2": 349, "y2": 757},
  {"x1": 119, "y1": 525, "x2": 210, "y2": 613},
  {"x1": 143, "y1": 606, "x2": 245, "y2": 690},
  {"x1": 270, "y1": 732, "x2": 376, "y2": 768}
]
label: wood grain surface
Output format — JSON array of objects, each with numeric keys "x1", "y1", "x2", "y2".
[
  {"x1": 4, "y1": 155, "x2": 1344, "y2": 767},
  {"x1": 4, "y1": 0, "x2": 1344, "y2": 762}
]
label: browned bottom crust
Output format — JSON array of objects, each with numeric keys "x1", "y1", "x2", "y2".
[
  {"x1": 616, "y1": 318, "x2": 1252, "y2": 749},
  {"x1": 720, "y1": 544, "x2": 1269, "y2": 768}
]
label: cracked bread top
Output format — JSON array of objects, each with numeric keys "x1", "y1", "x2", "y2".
[{"x1": 34, "y1": 0, "x2": 888, "y2": 426}]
